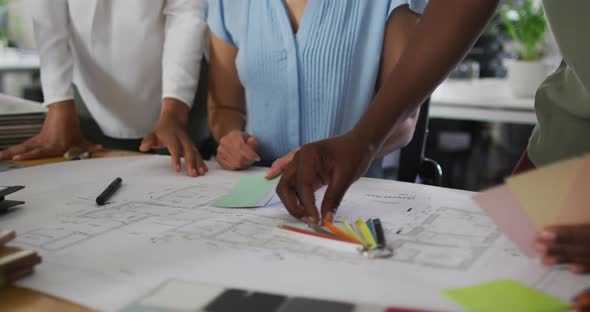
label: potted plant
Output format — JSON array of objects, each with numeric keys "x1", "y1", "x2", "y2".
[{"x1": 501, "y1": 0, "x2": 549, "y2": 98}]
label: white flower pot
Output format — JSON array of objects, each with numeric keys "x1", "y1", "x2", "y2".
[{"x1": 505, "y1": 59, "x2": 550, "y2": 98}]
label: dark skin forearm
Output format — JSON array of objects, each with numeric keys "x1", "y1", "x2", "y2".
[{"x1": 353, "y1": 0, "x2": 499, "y2": 155}]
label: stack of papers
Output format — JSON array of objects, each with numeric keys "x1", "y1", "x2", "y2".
[
  {"x1": 0, "y1": 230, "x2": 42, "y2": 286},
  {"x1": 473, "y1": 155, "x2": 590, "y2": 257},
  {"x1": 0, "y1": 94, "x2": 46, "y2": 150}
]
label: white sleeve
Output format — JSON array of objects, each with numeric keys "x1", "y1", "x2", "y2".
[
  {"x1": 29, "y1": 0, "x2": 74, "y2": 107},
  {"x1": 161, "y1": 0, "x2": 208, "y2": 108}
]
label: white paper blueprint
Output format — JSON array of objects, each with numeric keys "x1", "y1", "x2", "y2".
[{"x1": 0, "y1": 156, "x2": 588, "y2": 311}]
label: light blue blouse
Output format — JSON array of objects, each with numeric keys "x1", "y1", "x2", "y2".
[{"x1": 208, "y1": 0, "x2": 426, "y2": 177}]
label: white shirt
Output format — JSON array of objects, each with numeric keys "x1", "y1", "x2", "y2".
[{"x1": 29, "y1": 0, "x2": 207, "y2": 139}]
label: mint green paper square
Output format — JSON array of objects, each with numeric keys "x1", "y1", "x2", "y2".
[
  {"x1": 213, "y1": 173, "x2": 279, "y2": 208},
  {"x1": 443, "y1": 279, "x2": 569, "y2": 312}
]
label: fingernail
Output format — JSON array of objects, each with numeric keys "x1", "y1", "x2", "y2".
[
  {"x1": 192, "y1": 168, "x2": 198, "y2": 176},
  {"x1": 543, "y1": 257, "x2": 557, "y2": 265},
  {"x1": 301, "y1": 216, "x2": 310, "y2": 223},
  {"x1": 535, "y1": 243, "x2": 547, "y2": 252},
  {"x1": 176, "y1": 165, "x2": 181, "y2": 172},
  {"x1": 540, "y1": 231, "x2": 557, "y2": 241}
]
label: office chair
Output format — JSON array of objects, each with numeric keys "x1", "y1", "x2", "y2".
[{"x1": 397, "y1": 98, "x2": 443, "y2": 186}]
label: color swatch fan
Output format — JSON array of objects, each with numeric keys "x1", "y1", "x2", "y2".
[{"x1": 473, "y1": 155, "x2": 590, "y2": 257}]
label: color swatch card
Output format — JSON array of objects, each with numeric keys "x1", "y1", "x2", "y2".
[
  {"x1": 213, "y1": 173, "x2": 279, "y2": 208},
  {"x1": 473, "y1": 154, "x2": 590, "y2": 257},
  {"x1": 120, "y1": 279, "x2": 429, "y2": 312},
  {"x1": 443, "y1": 279, "x2": 569, "y2": 312}
]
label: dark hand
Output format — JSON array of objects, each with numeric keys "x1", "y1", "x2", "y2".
[
  {"x1": 536, "y1": 225, "x2": 590, "y2": 274},
  {"x1": 0, "y1": 100, "x2": 101, "y2": 161},
  {"x1": 276, "y1": 132, "x2": 375, "y2": 224},
  {"x1": 140, "y1": 98, "x2": 207, "y2": 177}
]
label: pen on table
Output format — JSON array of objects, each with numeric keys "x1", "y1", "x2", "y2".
[
  {"x1": 373, "y1": 219, "x2": 386, "y2": 249},
  {"x1": 96, "y1": 177, "x2": 122, "y2": 206}
]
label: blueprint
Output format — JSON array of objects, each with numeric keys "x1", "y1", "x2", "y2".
[{"x1": 0, "y1": 156, "x2": 588, "y2": 311}]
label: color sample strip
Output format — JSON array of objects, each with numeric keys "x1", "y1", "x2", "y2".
[
  {"x1": 472, "y1": 185, "x2": 537, "y2": 257},
  {"x1": 273, "y1": 225, "x2": 360, "y2": 254},
  {"x1": 367, "y1": 219, "x2": 377, "y2": 243},
  {"x1": 134, "y1": 280, "x2": 225, "y2": 312},
  {"x1": 279, "y1": 297, "x2": 355, "y2": 312},
  {"x1": 308, "y1": 222, "x2": 342, "y2": 239},
  {"x1": 505, "y1": 157, "x2": 580, "y2": 228},
  {"x1": 341, "y1": 218, "x2": 364, "y2": 243},
  {"x1": 323, "y1": 221, "x2": 362, "y2": 244},
  {"x1": 124, "y1": 279, "x2": 438, "y2": 312},
  {"x1": 443, "y1": 279, "x2": 569, "y2": 312},
  {"x1": 212, "y1": 173, "x2": 279, "y2": 208},
  {"x1": 355, "y1": 218, "x2": 377, "y2": 249},
  {"x1": 372, "y1": 219, "x2": 386, "y2": 249}
]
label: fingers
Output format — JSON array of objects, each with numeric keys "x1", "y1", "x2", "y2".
[
  {"x1": 320, "y1": 168, "x2": 351, "y2": 223},
  {"x1": 0, "y1": 141, "x2": 33, "y2": 160},
  {"x1": 12, "y1": 148, "x2": 44, "y2": 161},
  {"x1": 166, "y1": 137, "x2": 182, "y2": 173},
  {"x1": 179, "y1": 134, "x2": 198, "y2": 177},
  {"x1": 246, "y1": 135, "x2": 260, "y2": 150},
  {"x1": 217, "y1": 132, "x2": 260, "y2": 171},
  {"x1": 265, "y1": 150, "x2": 297, "y2": 179},
  {"x1": 536, "y1": 225, "x2": 590, "y2": 273},
  {"x1": 178, "y1": 133, "x2": 208, "y2": 177},
  {"x1": 542, "y1": 225, "x2": 590, "y2": 245},
  {"x1": 140, "y1": 133, "x2": 158, "y2": 152},
  {"x1": 295, "y1": 157, "x2": 321, "y2": 224},
  {"x1": 276, "y1": 165, "x2": 306, "y2": 220}
]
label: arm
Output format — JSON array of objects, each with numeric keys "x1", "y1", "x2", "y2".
[
  {"x1": 208, "y1": 33, "x2": 260, "y2": 170},
  {"x1": 161, "y1": 0, "x2": 207, "y2": 109},
  {"x1": 266, "y1": 6, "x2": 422, "y2": 178},
  {"x1": 277, "y1": 0, "x2": 500, "y2": 224},
  {"x1": 0, "y1": 0, "x2": 101, "y2": 161},
  {"x1": 354, "y1": 0, "x2": 499, "y2": 156},
  {"x1": 208, "y1": 33, "x2": 246, "y2": 141},
  {"x1": 29, "y1": 0, "x2": 74, "y2": 107},
  {"x1": 140, "y1": 0, "x2": 209, "y2": 177},
  {"x1": 374, "y1": 5, "x2": 421, "y2": 158}
]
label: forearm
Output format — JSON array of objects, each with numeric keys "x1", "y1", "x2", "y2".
[
  {"x1": 375, "y1": 111, "x2": 419, "y2": 158},
  {"x1": 208, "y1": 103, "x2": 245, "y2": 142},
  {"x1": 160, "y1": 97, "x2": 190, "y2": 126},
  {"x1": 354, "y1": 0, "x2": 499, "y2": 154}
]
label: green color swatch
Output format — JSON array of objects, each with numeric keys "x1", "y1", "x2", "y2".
[
  {"x1": 443, "y1": 280, "x2": 569, "y2": 312},
  {"x1": 213, "y1": 173, "x2": 279, "y2": 208}
]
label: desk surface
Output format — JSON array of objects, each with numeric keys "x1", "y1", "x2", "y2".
[
  {"x1": 1, "y1": 149, "x2": 143, "y2": 312},
  {"x1": 430, "y1": 78, "x2": 537, "y2": 125}
]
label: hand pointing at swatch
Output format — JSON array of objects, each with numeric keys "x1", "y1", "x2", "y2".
[{"x1": 276, "y1": 0, "x2": 500, "y2": 223}]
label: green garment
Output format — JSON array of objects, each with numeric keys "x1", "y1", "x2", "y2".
[{"x1": 528, "y1": 0, "x2": 590, "y2": 166}]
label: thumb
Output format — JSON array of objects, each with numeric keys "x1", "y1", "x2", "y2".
[
  {"x1": 140, "y1": 133, "x2": 157, "y2": 152},
  {"x1": 320, "y1": 169, "x2": 351, "y2": 223},
  {"x1": 246, "y1": 135, "x2": 260, "y2": 150}
]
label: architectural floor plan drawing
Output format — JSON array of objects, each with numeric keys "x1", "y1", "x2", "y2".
[{"x1": 1, "y1": 156, "x2": 588, "y2": 311}]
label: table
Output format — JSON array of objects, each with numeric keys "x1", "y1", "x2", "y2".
[
  {"x1": 430, "y1": 78, "x2": 537, "y2": 125},
  {"x1": 0, "y1": 149, "x2": 143, "y2": 312}
]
